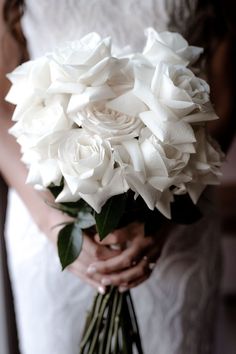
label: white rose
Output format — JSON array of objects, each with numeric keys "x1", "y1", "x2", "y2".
[
  {"x1": 48, "y1": 55, "x2": 130, "y2": 97},
  {"x1": 143, "y1": 28, "x2": 203, "y2": 66},
  {"x1": 133, "y1": 60, "x2": 214, "y2": 117},
  {"x1": 184, "y1": 127, "x2": 223, "y2": 203},
  {"x1": 9, "y1": 95, "x2": 72, "y2": 148},
  {"x1": 6, "y1": 57, "x2": 52, "y2": 128},
  {"x1": 6, "y1": 57, "x2": 51, "y2": 107},
  {"x1": 26, "y1": 158, "x2": 62, "y2": 188},
  {"x1": 51, "y1": 32, "x2": 111, "y2": 66},
  {"x1": 132, "y1": 61, "x2": 215, "y2": 147},
  {"x1": 24, "y1": 132, "x2": 64, "y2": 187},
  {"x1": 157, "y1": 65, "x2": 211, "y2": 114},
  {"x1": 8, "y1": 94, "x2": 72, "y2": 188},
  {"x1": 139, "y1": 128, "x2": 191, "y2": 189},
  {"x1": 57, "y1": 130, "x2": 128, "y2": 212},
  {"x1": 64, "y1": 56, "x2": 134, "y2": 127},
  {"x1": 113, "y1": 140, "x2": 157, "y2": 211},
  {"x1": 73, "y1": 104, "x2": 144, "y2": 142},
  {"x1": 47, "y1": 33, "x2": 131, "y2": 97},
  {"x1": 113, "y1": 128, "x2": 192, "y2": 218},
  {"x1": 138, "y1": 110, "x2": 196, "y2": 147},
  {"x1": 138, "y1": 129, "x2": 191, "y2": 217}
]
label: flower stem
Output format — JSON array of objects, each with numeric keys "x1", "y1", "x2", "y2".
[
  {"x1": 127, "y1": 291, "x2": 143, "y2": 354},
  {"x1": 80, "y1": 293, "x2": 104, "y2": 351},
  {"x1": 100, "y1": 288, "x2": 119, "y2": 354},
  {"x1": 86, "y1": 290, "x2": 113, "y2": 354},
  {"x1": 79, "y1": 288, "x2": 143, "y2": 354},
  {"x1": 113, "y1": 290, "x2": 123, "y2": 354}
]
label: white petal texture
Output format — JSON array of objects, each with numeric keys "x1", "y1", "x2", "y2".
[
  {"x1": 6, "y1": 30, "x2": 223, "y2": 218},
  {"x1": 143, "y1": 28, "x2": 203, "y2": 66},
  {"x1": 57, "y1": 130, "x2": 127, "y2": 212}
]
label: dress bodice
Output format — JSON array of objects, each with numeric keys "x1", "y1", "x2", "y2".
[{"x1": 22, "y1": 0, "x2": 197, "y2": 59}]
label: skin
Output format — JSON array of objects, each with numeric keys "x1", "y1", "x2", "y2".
[{"x1": 0, "y1": 1, "x2": 235, "y2": 293}]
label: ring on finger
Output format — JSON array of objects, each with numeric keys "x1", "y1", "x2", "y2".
[
  {"x1": 148, "y1": 262, "x2": 156, "y2": 271},
  {"x1": 143, "y1": 255, "x2": 149, "y2": 262},
  {"x1": 142, "y1": 256, "x2": 156, "y2": 271},
  {"x1": 109, "y1": 244, "x2": 122, "y2": 251}
]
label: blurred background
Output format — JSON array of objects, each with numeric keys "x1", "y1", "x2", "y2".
[{"x1": 214, "y1": 140, "x2": 236, "y2": 354}]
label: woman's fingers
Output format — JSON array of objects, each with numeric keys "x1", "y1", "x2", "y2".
[
  {"x1": 94, "y1": 222, "x2": 145, "y2": 247},
  {"x1": 86, "y1": 239, "x2": 161, "y2": 288},
  {"x1": 117, "y1": 252, "x2": 160, "y2": 290},
  {"x1": 66, "y1": 233, "x2": 120, "y2": 292},
  {"x1": 68, "y1": 263, "x2": 106, "y2": 294},
  {"x1": 67, "y1": 221, "x2": 168, "y2": 291},
  {"x1": 83, "y1": 233, "x2": 121, "y2": 260},
  {"x1": 86, "y1": 244, "x2": 141, "y2": 275},
  {"x1": 119, "y1": 275, "x2": 149, "y2": 292},
  {"x1": 94, "y1": 230, "x2": 126, "y2": 246},
  {"x1": 87, "y1": 235, "x2": 153, "y2": 275},
  {"x1": 99, "y1": 257, "x2": 152, "y2": 287},
  {"x1": 68, "y1": 252, "x2": 107, "y2": 293},
  {"x1": 88, "y1": 223, "x2": 152, "y2": 275}
]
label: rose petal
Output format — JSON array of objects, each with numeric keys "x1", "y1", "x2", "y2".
[
  {"x1": 67, "y1": 85, "x2": 116, "y2": 113},
  {"x1": 139, "y1": 111, "x2": 196, "y2": 144},
  {"x1": 79, "y1": 171, "x2": 128, "y2": 213},
  {"x1": 155, "y1": 189, "x2": 174, "y2": 219},
  {"x1": 106, "y1": 91, "x2": 147, "y2": 117},
  {"x1": 122, "y1": 140, "x2": 146, "y2": 174}
]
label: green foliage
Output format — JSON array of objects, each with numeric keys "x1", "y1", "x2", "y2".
[
  {"x1": 57, "y1": 223, "x2": 83, "y2": 270},
  {"x1": 48, "y1": 184, "x2": 63, "y2": 199},
  {"x1": 95, "y1": 194, "x2": 127, "y2": 240},
  {"x1": 77, "y1": 211, "x2": 96, "y2": 229}
]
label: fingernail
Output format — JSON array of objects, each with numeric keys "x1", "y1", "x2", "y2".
[
  {"x1": 121, "y1": 282, "x2": 128, "y2": 287},
  {"x1": 101, "y1": 278, "x2": 111, "y2": 286},
  {"x1": 98, "y1": 286, "x2": 106, "y2": 294},
  {"x1": 87, "y1": 265, "x2": 97, "y2": 274},
  {"x1": 119, "y1": 286, "x2": 128, "y2": 293}
]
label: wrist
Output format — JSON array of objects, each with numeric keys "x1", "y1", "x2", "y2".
[{"x1": 37, "y1": 196, "x2": 74, "y2": 246}]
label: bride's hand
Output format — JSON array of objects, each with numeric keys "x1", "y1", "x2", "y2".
[
  {"x1": 86, "y1": 222, "x2": 172, "y2": 291},
  {"x1": 44, "y1": 208, "x2": 121, "y2": 294},
  {"x1": 68, "y1": 233, "x2": 120, "y2": 293}
]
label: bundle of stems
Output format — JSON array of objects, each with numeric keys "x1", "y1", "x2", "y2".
[{"x1": 80, "y1": 286, "x2": 143, "y2": 354}]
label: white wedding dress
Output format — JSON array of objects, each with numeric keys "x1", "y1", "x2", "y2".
[{"x1": 5, "y1": 1, "x2": 221, "y2": 353}]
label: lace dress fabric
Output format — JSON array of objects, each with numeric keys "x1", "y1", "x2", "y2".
[{"x1": 5, "y1": 1, "x2": 221, "y2": 353}]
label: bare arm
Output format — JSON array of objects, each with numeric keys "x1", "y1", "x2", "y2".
[{"x1": 0, "y1": 5, "x2": 62, "y2": 242}]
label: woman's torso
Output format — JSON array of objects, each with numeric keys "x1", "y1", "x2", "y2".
[{"x1": 22, "y1": 0, "x2": 197, "y2": 59}]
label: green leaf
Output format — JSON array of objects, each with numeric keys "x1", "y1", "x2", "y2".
[
  {"x1": 57, "y1": 223, "x2": 83, "y2": 270},
  {"x1": 46, "y1": 197, "x2": 94, "y2": 218},
  {"x1": 48, "y1": 184, "x2": 63, "y2": 198},
  {"x1": 60, "y1": 200, "x2": 93, "y2": 217},
  {"x1": 77, "y1": 211, "x2": 96, "y2": 229},
  {"x1": 62, "y1": 199, "x2": 92, "y2": 212},
  {"x1": 95, "y1": 194, "x2": 127, "y2": 240}
]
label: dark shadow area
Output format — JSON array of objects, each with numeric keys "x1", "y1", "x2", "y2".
[{"x1": 0, "y1": 175, "x2": 20, "y2": 354}]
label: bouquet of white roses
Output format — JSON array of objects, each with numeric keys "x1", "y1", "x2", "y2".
[{"x1": 6, "y1": 28, "x2": 223, "y2": 353}]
